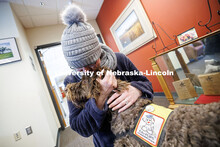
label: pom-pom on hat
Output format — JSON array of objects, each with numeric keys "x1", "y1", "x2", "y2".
[{"x1": 61, "y1": 4, "x2": 101, "y2": 69}]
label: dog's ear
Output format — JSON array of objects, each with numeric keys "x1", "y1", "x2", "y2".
[
  {"x1": 65, "y1": 83, "x2": 78, "y2": 102},
  {"x1": 65, "y1": 82, "x2": 86, "y2": 108}
]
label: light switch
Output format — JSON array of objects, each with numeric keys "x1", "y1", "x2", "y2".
[
  {"x1": 25, "y1": 126, "x2": 33, "y2": 135},
  {"x1": 14, "y1": 131, "x2": 22, "y2": 141}
]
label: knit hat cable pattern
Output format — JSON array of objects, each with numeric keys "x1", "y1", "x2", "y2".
[
  {"x1": 61, "y1": 4, "x2": 101, "y2": 69},
  {"x1": 61, "y1": 4, "x2": 117, "y2": 70}
]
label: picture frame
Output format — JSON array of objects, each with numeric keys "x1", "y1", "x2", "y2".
[
  {"x1": 110, "y1": 0, "x2": 156, "y2": 55},
  {"x1": 177, "y1": 28, "x2": 198, "y2": 45},
  {"x1": 0, "y1": 37, "x2": 21, "y2": 65}
]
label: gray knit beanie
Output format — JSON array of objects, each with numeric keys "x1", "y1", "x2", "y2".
[{"x1": 61, "y1": 4, "x2": 101, "y2": 69}]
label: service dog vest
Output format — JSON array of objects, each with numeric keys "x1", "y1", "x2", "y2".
[{"x1": 132, "y1": 104, "x2": 173, "y2": 147}]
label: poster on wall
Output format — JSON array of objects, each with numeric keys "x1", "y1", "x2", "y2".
[
  {"x1": 110, "y1": 0, "x2": 157, "y2": 55},
  {"x1": 0, "y1": 37, "x2": 21, "y2": 65},
  {"x1": 177, "y1": 28, "x2": 198, "y2": 45}
]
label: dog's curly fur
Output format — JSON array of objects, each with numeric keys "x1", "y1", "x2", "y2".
[
  {"x1": 162, "y1": 102, "x2": 220, "y2": 147},
  {"x1": 65, "y1": 67, "x2": 220, "y2": 147}
]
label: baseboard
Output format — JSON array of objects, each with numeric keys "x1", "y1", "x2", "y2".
[
  {"x1": 55, "y1": 128, "x2": 62, "y2": 147},
  {"x1": 154, "y1": 92, "x2": 165, "y2": 97}
]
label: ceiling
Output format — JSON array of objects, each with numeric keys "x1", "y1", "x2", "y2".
[{"x1": 0, "y1": 0, "x2": 104, "y2": 28}]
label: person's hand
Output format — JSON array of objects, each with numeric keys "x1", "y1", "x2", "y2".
[
  {"x1": 107, "y1": 85, "x2": 142, "y2": 113},
  {"x1": 96, "y1": 70, "x2": 117, "y2": 110}
]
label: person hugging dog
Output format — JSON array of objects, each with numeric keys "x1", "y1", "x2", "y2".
[{"x1": 61, "y1": 4, "x2": 153, "y2": 147}]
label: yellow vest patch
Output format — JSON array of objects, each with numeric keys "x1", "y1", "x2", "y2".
[{"x1": 133, "y1": 104, "x2": 173, "y2": 147}]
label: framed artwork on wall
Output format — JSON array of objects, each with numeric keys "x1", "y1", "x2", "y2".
[
  {"x1": 110, "y1": 0, "x2": 156, "y2": 55},
  {"x1": 0, "y1": 37, "x2": 21, "y2": 65},
  {"x1": 177, "y1": 28, "x2": 198, "y2": 45}
]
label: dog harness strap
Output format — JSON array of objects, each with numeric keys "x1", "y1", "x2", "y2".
[{"x1": 132, "y1": 104, "x2": 173, "y2": 147}]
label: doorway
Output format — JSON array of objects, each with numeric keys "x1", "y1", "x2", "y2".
[{"x1": 35, "y1": 43, "x2": 71, "y2": 129}]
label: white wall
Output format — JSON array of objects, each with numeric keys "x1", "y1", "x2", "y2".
[
  {"x1": 0, "y1": 2, "x2": 59, "y2": 147},
  {"x1": 0, "y1": 2, "x2": 18, "y2": 37}
]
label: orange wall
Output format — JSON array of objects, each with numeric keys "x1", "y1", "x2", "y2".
[{"x1": 96, "y1": 0, "x2": 220, "y2": 92}]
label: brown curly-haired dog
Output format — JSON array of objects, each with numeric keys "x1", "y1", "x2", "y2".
[
  {"x1": 65, "y1": 67, "x2": 151, "y2": 146},
  {"x1": 65, "y1": 68, "x2": 220, "y2": 147},
  {"x1": 162, "y1": 102, "x2": 220, "y2": 147}
]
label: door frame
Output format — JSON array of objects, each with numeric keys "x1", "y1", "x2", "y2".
[{"x1": 35, "y1": 42, "x2": 66, "y2": 130}]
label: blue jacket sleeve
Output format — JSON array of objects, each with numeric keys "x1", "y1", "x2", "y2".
[
  {"x1": 68, "y1": 98, "x2": 108, "y2": 137},
  {"x1": 121, "y1": 54, "x2": 154, "y2": 100},
  {"x1": 64, "y1": 75, "x2": 109, "y2": 137}
]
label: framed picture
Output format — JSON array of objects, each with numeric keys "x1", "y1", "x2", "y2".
[
  {"x1": 177, "y1": 28, "x2": 198, "y2": 45},
  {"x1": 110, "y1": 0, "x2": 156, "y2": 55},
  {"x1": 0, "y1": 37, "x2": 21, "y2": 65}
]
